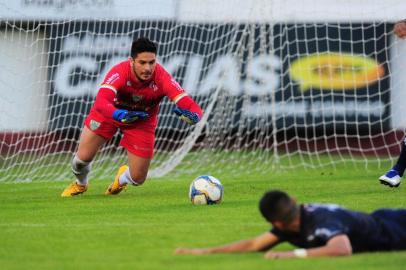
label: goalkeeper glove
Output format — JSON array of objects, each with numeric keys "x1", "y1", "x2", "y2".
[
  {"x1": 112, "y1": 109, "x2": 149, "y2": 124},
  {"x1": 173, "y1": 107, "x2": 200, "y2": 125}
]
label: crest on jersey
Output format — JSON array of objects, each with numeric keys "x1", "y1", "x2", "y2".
[
  {"x1": 126, "y1": 81, "x2": 132, "y2": 87},
  {"x1": 132, "y1": 95, "x2": 142, "y2": 103},
  {"x1": 89, "y1": 120, "x2": 100, "y2": 131}
]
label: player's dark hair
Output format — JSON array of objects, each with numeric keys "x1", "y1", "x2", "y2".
[
  {"x1": 259, "y1": 190, "x2": 300, "y2": 224},
  {"x1": 130, "y1": 37, "x2": 157, "y2": 57}
]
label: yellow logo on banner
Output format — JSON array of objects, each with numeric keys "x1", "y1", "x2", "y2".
[{"x1": 289, "y1": 52, "x2": 385, "y2": 92}]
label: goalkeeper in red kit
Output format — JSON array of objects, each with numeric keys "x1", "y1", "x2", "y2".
[{"x1": 61, "y1": 37, "x2": 203, "y2": 197}]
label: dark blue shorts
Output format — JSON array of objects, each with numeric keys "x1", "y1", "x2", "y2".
[{"x1": 372, "y1": 209, "x2": 406, "y2": 250}]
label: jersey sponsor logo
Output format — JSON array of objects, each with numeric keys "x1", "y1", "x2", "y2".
[
  {"x1": 106, "y1": 72, "x2": 119, "y2": 84},
  {"x1": 89, "y1": 119, "x2": 101, "y2": 131}
]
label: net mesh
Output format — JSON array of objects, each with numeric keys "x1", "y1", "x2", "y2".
[{"x1": 0, "y1": 2, "x2": 403, "y2": 182}]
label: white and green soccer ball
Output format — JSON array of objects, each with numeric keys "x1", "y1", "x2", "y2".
[{"x1": 189, "y1": 175, "x2": 224, "y2": 205}]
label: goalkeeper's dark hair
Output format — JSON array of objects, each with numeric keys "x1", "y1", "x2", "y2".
[
  {"x1": 259, "y1": 190, "x2": 300, "y2": 224},
  {"x1": 131, "y1": 37, "x2": 157, "y2": 57}
]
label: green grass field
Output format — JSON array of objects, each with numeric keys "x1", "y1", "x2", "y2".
[{"x1": 0, "y1": 160, "x2": 405, "y2": 270}]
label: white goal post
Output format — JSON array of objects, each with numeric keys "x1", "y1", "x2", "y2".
[{"x1": 0, "y1": 0, "x2": 405, "y2": 182}]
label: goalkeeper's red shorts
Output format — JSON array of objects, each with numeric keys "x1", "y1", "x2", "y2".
[{"x1": 84, "y1": 110, "x2": 155, "y2": 159}]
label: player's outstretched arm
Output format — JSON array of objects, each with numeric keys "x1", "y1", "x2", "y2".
[
  {"x1": 264, "y1": 234, "x2": 352, "y2": 259},
  {"x1": 394, "y1": 20, "x2": 406, "y2": 39},
  {"x1": 175, "y1": 232, "x2": 279, "y2": 255},
  {"x1": 158, "y1": 65, "x2": 203, "y2": 125}
]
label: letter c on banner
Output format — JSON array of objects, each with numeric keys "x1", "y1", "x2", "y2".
[{"x1": 54, "y1": 56, "x2": 98, "y2": 98}]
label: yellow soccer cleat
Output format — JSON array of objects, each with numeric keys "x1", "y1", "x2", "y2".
[
  {"x1": 105, "y1": 165, "x2": 128, "y2": 195},
  {"x1": 61, "y1": 181, "x2": 88, "y2": 197}
]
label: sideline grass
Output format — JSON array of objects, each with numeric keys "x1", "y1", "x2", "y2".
[{"x1": 0, "y1": 165, "x2": 405, "y2": 270}]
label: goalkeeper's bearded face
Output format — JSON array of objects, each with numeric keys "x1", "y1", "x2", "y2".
[{"x1": 130, "y1": 52, "x2": 157, "y2": 81}]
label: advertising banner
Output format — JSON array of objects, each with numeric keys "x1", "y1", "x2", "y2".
[{"x1": 47, "y1": 22, "x2": 390, "y2": 133}]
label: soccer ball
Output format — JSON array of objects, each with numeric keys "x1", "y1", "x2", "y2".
[{"x1": 189, "y1": 175, "x2": 224, "y2": 205}]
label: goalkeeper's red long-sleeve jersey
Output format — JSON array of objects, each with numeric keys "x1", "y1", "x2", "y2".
[{"x1": 91, "y1": 60, "x2": 203, "y2": 129}]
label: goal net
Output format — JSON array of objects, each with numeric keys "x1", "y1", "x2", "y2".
[{"x1": 0, "y1": 0, "x2": 405, "y2": 182}]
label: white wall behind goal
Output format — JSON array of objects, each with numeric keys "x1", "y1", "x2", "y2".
[
  {"x1": 0, "y1": 0, "x2": 176, "y2": 20},
  {"x1": 0, "y1": 32, "x2": 47, "y2": 132},
  {"x1": 1, "y1": 0, "x2": 405, "y2": 21},
  {"x1": 178, "y1": 0, "x2": 406, "y2": 23}
]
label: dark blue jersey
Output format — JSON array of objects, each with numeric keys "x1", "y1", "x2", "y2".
[{"x1": 270, "y1": 204, "x2": 406, "y2": 253}]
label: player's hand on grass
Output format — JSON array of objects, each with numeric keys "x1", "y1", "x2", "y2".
[
  {"x1": 264, "y1": 251, "x2": 295, "y2": 259},
  {"x1": 173, "y1": 107, "x2": 200, "y2": 125},
  {"x1": 394, "y1": 20, "x2": 406, "y2": 39},
  {"x1": 112, "y1": 109, "x2": 149, "y2": 124},
  {"x1": 174, "y1": 248, "x2": 208, "y2": 255}
]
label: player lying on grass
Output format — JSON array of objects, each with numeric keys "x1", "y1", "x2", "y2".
[
  {"x1": 175, "y1": 190, "x2": 406, "y2": 259},
  {"x1": 379, "y1": 19, "x2": 406, "y2": 188},
  {"x1": 61, "y1": 37, "x2": 203, "y2": 197}
]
